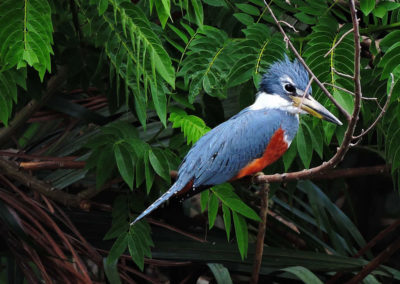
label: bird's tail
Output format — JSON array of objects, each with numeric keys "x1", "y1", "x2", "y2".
[{"x1": 130, "y1": 181, "x2": 183, "y2": 225}]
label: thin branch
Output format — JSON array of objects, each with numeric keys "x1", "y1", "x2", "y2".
[
  {"x1": 147, "y1": 218, "x2": 208, "y2": 243},
  {"x1": 345, "y1": 237, "x2": 400, "y2": 284},
  {"x1": 353, "y1": 73, "x2": 394, "y2": 140},
  {"x1": 19, "y1": 160, "x2": 86, "y2": 170},
  {"x1": 251, "y1": 182, "x2": 270, "y2": 284},
  {"x1": 278, "y1": 20, "x2": 298, "y2": 33},
  {"x1": 323, "y1": 83, "x2": 355, "y2": 96},
  {"x1": 298, "y1": 77, "x2": 314, "y2": 111},
  {"x1": 255, "y1": 0, "x2": 362, "y2": 184},
  {"x1": 324, "y1": 28, "x2": 354, "y2": 58},
  {"x1": 332, "y1": 67, "x2": 355, "y2": 80},
  {"x1": 262, "y1": 0, "x2": 351, "y2": 121}
]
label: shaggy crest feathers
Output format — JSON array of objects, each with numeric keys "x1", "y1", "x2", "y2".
[{"x1": 259, "y1": 56, "x2": 311, "y2": 95}]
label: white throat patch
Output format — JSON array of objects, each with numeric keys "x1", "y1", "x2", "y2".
[{"x1": 249, "y1": 92, "x2": 300, "y2": 114}]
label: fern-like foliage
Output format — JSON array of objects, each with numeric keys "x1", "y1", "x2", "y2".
[
  {"x1": 303, "y1": 16, "x2": 354, "y2": 143},
  {"x1": 228, "y1": 23, "x2": 286, "y2": 89},
  {"x1": 178, "y1": 26, "x2": 238, "y2": 102},
  {"x1": 169, "y1": 110, "x2": 210, "y2": 145},
  {"x1": 0, "y1": 0, "x2": 53, "y2": 80},
  {"x1": 0, "y1": 69, "x2": 26, "y2": 125},
  {"x1": 84, "y1": 0, "x2": 175, "y2": 127}
]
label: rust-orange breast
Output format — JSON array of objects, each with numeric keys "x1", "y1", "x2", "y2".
[{"x1": 233, "y1": 128, "x2": 288, "y2": 180}]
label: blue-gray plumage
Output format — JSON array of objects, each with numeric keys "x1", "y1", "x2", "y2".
[{"x1": 131, "y1": 57, "x2": 342, "y2": 225}]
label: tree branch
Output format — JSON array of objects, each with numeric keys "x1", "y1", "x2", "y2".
[
  {"x1": 251, "y1": 182, "x2": 270, "y2": 284},
  {"x1": 345, "y1": 237, "x2": 400, "y2": 284},
  {"x1": 324, "y1": 28, "x2": 354, "y2": 58},
  {"x1": 255, "y1": 0, "x2": 362, "y2": 184}
]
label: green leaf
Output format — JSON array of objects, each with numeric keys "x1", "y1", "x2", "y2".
[
  {"x1": 233, "y1": 13, "x2": 254, "y2": 26},
  {"x1": 169, "y1": 111, "x2": 210, "y2": 145},
  {"x1": 96, "y1": 146, "x2": 115, "y2": 188},
  {"x1": 232, "y1": 212, "x2": 248, "y2": 259},
  {"x1": 208, "y1": 193, "x2": 219, "y2": 229},
  {"x1": 200, "y1": 190, "x2": 209, "y2": 212},
  {"x1": 372, "y1": 5, "x2": 387, "y2": 18},
  {"x1": 360, "y1": 0, "x2": 375, "y2": 15},
  {"x1": 103, "y1": 258, "x2": 122, "y2": 284},
  {"x1": 235, "y1": 4, "x2": 260, "y2": 16},
  {"x1": 114, "y1": 143, "x2": 135, "y2": 190},
  {"x1": 207, "y1": 263, "x2": 233, "y2": 284},
  {"x1": 154, "y1": 0, "x2": 171, "y2": 28},
  {"x1": 98, "y1": 0, "x2": 108, "y2": 15},
  {"x1": 0, "y1": 0, "x2": 53, "y2": 79},
  {"x1": 281, "y1": 266, "x2": 323, "y2": 284},
  {"x1": 144, "y1": 150, "x2": 155, "y2": 193},
  {"x1": 222, "y1": 203, "x2": 232, "y2": 241},
  {"x1": 296, "y1": 124, "x2": 312, "y2": 168},
  {"x1": 148, "y1": 148, "x2": 170, "y2": 183},
  {"x1": 212, "y1": 184, "x2": 261, "y2": 221},
  {"x1": 106, "y1": 232, "x2": 128, "y2": 265}
]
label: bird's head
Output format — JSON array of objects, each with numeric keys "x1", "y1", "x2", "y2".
[{"x1": 258, "y1": 57, "x2": 342, "y2": 125}]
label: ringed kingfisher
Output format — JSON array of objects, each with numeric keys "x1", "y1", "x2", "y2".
[{"x1": 131, "y1": 57, "x2": 342, "y2": 225}]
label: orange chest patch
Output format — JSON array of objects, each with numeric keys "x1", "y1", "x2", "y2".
[{"x1": 233, "y1": 128, "x2": 288, "y2": 180}]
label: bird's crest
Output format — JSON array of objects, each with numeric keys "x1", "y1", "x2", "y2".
[{"x1": 259, "y1": 56, "x2": 311, "y2": 95}]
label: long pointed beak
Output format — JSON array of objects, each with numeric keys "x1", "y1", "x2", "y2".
[{"x1": 291, "y1": 94, "x2": 343, "y2": 125}]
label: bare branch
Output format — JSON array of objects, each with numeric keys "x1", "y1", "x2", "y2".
[
  {"x1": 323, "y1": 82, "x2": 355, "y2": 96},
  {"x1": 345, "y1": 237, "x2": 400, "y2": 284},
  {"x1": 324, "y1": 28, "x2": 354, "y2": 58},
  {"x1": 333, "y1": 67, "x2": 355, "y2": 80},
  {"x1": 251, "y1": 182, "x2": 270, "y2": 284},
  {"x1": 353, "y1": 73, "x2": 394, "y2": 140},
  {"x1": 262, "y1": 0, "x2": 352, "y2": 121},
  {"x1": 256, "y1": 0, "x2": 362, "y2": 184},
  {"x1": 278, "y1": 20, "x2": 299, "y2": 33}
]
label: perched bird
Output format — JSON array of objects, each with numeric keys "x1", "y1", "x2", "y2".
[{"x1": 131, "y1": 57, "x2": 342, "y2": 225}]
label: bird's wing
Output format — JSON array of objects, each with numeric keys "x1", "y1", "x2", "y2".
[{"x1": 178, "y1": 108, "x2": 284, "y2": 187}]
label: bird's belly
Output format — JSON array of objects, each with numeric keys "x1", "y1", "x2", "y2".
[{"x1": 233, "y1": 128, "x2": 288, "y2": 179}]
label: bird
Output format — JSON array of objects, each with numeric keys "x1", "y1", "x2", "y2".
[{"x1": 131, "y1": 57, "x2": 342, "y2": 225}]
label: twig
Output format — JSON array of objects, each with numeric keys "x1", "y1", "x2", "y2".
[
  {"x1": 19, "y1": 160, "x2": 86, "y2": 170},
  {"x1": 332, "y1": 67, "x2": 355, "y2": 80},
  {"x1": 0, "y1": 66, "x2": 67, "y2": 147},
  {"x1": 298, "y1": 77, "x2": 314, "y2": 111},
  {"x1": 323, "y1": 83, "x2": 355, "y2": 96},
  {"x1": 147, "y1": 217, "x2": 208, "y2": 243},
  {"x1": 255, "y1": 0, "x2": 362, "y2": 184},
  {"x1": 278, "y1": 20, "x2": 298, "y2": 33},
  {"x1": 327, "y1": 219, "x2": 400, "y2": 283},
  {"x1": 324, "y1": 28, "x2": 354, "y2": 58},
  {"x1": 251, "y1": 182, "x2": 270, "y2": 284},
  {"x1": 353, "y1": 73, "x2": 394, "y2": 140},
  {"x1": 345, "y1": 237, "x2": 400, "y2": 284},
  {"x1": 262, "y1": 0, "x2": 351, "y2": 121}
]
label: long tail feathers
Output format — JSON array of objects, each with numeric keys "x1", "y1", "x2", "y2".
[{"x1": 130, "y1": 182, "x2": 182, "y2": 225}]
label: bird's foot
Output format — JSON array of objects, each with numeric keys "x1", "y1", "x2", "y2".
[{"x1": 251, "y1": 172, "x2": 265, "y2": 184}]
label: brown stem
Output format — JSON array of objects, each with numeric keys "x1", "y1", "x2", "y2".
[
  {"x1": 345, "y1": 237, "x2": 400, "y2": 284},
  {"x1": 327, "y1": 219, "x2": 400, "y2": 284},
  {"x1": 251, "y1": 182, "x2": 270, "y2": 284},
  {"x1": 324, "y1": 28, "x2": 354, "y2": 58},
  {"x1": 19, "y1": 160, "x2": 86, "y2": 170},
  {"x1": 256, "y1": 0, "x2": 362, "y2": 184}
]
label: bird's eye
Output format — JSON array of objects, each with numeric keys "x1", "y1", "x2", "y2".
[{"x1": 284, "y1": 84, "x2": 296, "y2": 93}]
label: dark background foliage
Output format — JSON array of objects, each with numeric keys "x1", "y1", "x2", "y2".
[{"x1": 0, "y1": 0, "x2": 400, "y2": 283}]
